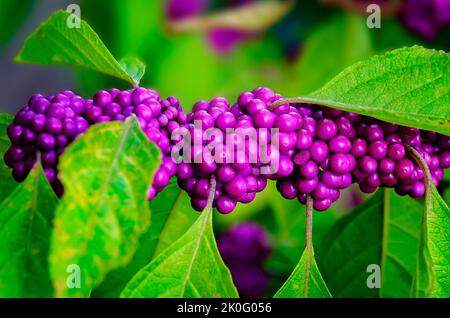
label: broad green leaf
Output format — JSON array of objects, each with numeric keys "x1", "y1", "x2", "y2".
[
  {"x1": 317, "y1": 189, "x2": 422, "y2": 297},
  {"x1": 287, "y1": 13, "x2": 373, "y2": 95},
  {"x1": 282, "y1": 46, "x2": 450, "y2": 135},
  {"x1": 169, "y1": 0, "x2": 293, "y2": 33},
  {"x1": 49, "y1": 117, "x2": 161, "y2": 297},
  {"x1": 0, "y1": 163, "x2": 58, "y2": 297},
  {"x1": 91, "y1": 179, "x2": 190, "y2": 297},
  {"x1": 0, "y1": 114, "x2": 18, "y2": 202},
  {"x1": 151, "y1": 187, "x2": 199, "y2": 258},
  {"x1": 119, "y1": 56, "x2": 146, "y2": 87},
  {"x1": 15, "y1": 10, "x2": 137, "y2": 86},
  {"x1": 274, "y1": 246, "x2": 331, "y2": 298},
  {"x1": 121, "y1": 204, "x2": 238, "y2": 298},
  {"x1": 412, "y1": 156, "x2": 450, "y2": 297},
  {"x1": 380, "y1": 190, "x2": 423, "y2": 297}
]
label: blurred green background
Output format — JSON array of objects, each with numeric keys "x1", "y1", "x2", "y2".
[{"x1": 0, "y1": 0, "x2": 449, "y2": 297}]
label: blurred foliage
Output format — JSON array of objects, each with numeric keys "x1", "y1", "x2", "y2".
[
  {"x1": 76, "y1": 0, "x2": 449, "y2": 108},
  {"x1": 0, "y1": 0, "x2": 35, "y2": 48},
  {"x1": 283, "y1": 12, "x2": 373, "y2": 95}
]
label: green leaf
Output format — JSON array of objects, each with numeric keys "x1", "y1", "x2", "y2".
[
  {"x1": 15, "y1": 10, "x2": 137, "y2": 86},
  {"x1": 91, "y1": 179, "x2": 191, "y2": 297},
  {"x1": 49, "y1": 117, "x2": 161, "y2": 297},
  {"x1": 121, "y1": 203, "x2": 238, "y2": 298},
  {"x1": 410, "y1": 146, "x2": 450, "y2": 297},
  {"x1": 414, "y1": 187, "x2": 450, "y2": 297},
  {"x1": 288, "y1": 13, "x2": 373, "y2": 95},
  {"x1": 282, "y1": 46, "x2": 450, "y2": 135},
  {"x1": 274, "y1": 246, "x2": 331, "y2": 298},
  {"x1": 0, "y1": 114, "x2": 18, "y2": 202},
  {"x1": 150, "y1": 186, "x2": 199, "y2": 259},
  {"x1": 119, "y1": 56, "x2": 146, "y2": 87},
  {"x1": 317, "y1": 189, "x2": 422, "y2": 297},
  {"x1": 0, "y1": 163, "x2": 58, "y2": 297}
]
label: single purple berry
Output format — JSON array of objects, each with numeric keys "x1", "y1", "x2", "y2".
[
  {"x1": 395, "y1": 158, "x2": 415, "y2": 179},
  {"x1": 387, "y1": 143, "x2": 406, "y2": 160},
  {"x1": 36, "y1": 133, "x2": 55, "y2": 150},
  {"x1": 329, "y1": 153, "x2": 352, "y2": 174},
  {"x1": 224, "y1": 175, "x2": 247, "y2": 199},
  {"x1": 299, "y1": 160, "x2": 318, "y2": 178},
  {"x1": 216, "y1": 196, "x2": 237, "y2": 214},
  {"x1": 360, "y1": 155, "x2": 378, "y2": 174},
  {"x1": 310, "y1": 140, "x2": 329, "y2": 163},
  {"x1": 368, "y1": 141, "x2": 388, "y2": 160},
  {"x1": 316, "y1": 119, "x2": 337, "y2": 141},
  {"x1": 296, "y1": 129, "x2": 313, "y2": 150},
  {"x1": 329, "y1": 135, "x2": 352, "y2": 153}
]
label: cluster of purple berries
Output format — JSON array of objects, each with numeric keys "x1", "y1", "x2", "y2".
[
  {"x1": 217, "y1": 222, "x2": 272, "y2": 298},
  {"x1": 177, "y1": 89, "x2": 285, "y2": 214},
  {"x1": 178, "y1": 86, "x2": 450, "y2": 212},
  {"x1": 274, "y1": 101, "x2": 450, "y2": 211},
  {"x1": 82, "y1": 87, "x2": 187, "y2": 200},
  {"x1": 3, "y1": 87, "x2": 186, "y2": 198},
  {"x1": 4, "y1": 91, "x2": 89, "y2": 196},
  {"x1": 4, "y1": 86, "x2": 450, "y2": 214}
]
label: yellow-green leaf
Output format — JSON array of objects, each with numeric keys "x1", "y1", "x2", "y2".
[{"x1": 49, "y1": 117, "x2": 160, "y2": 297}]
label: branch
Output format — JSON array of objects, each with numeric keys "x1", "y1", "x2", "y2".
[
  {"x1": 404, "y1": 144, "x2": 433, "y2": 189},
  {"x1": 305, "y1": 194, "x2": 313, "y2": 250},
  {"x1": 207, "y1": 175, "x2": 217, "y2": 209}
]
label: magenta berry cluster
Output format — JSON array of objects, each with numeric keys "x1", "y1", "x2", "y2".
[
  {"x1": 4, "y1": 90, "x2": 89, "y2": 196},
  {"x1": 274, "y1": 102, "x2": 450, "y2": 210},
  {"x1": 4, "y1": 87, "x2": 450, "y2": 214},
  {"x1": 176, "y1": 89, "x2": 284, "y2": 214}
]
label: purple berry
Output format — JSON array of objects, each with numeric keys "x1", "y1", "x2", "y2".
[{"x1": 316, "y1": 119, "x2": 337, "y2": 140}]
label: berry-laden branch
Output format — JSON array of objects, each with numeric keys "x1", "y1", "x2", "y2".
[
  {"x1": 3, "y1": 87, "x2": 450, "y2": 215},
  {"x1": 207, "y1": 175, "x2": 217, "y2": 210},
  {"x1": 304, "y1": 194, "x2": 314, "y2": 297},
  {"x1": 305, "y1": 194, "x2": 314, "y2": 250}
]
